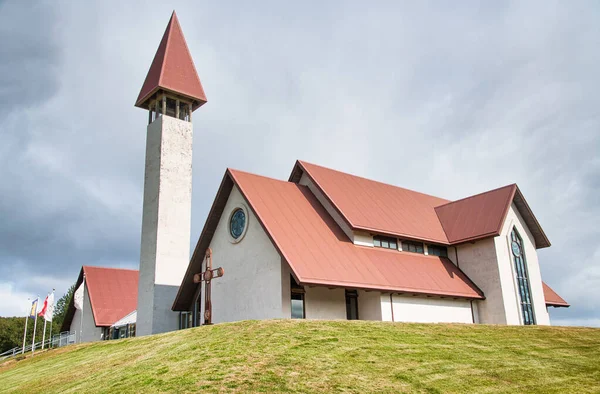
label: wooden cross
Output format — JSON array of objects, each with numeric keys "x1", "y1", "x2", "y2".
[{"x1": 193, "y1": 248, "x2": 224, "y2": 325}]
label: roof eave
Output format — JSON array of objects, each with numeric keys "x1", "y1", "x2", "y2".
[
  {"x1": 513, "y1": 186, "x2": 551, "y2": 249},
  {"x1": 298, "y1": 278, "x2": 485, "y2": 300},
  {"x1": 546, "y1": 302, "x2": 570, "y2": 308}
]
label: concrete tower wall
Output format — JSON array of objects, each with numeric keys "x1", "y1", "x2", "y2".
[{"x1": 137, "y1": 115, "x2": 193, "y2": 336}]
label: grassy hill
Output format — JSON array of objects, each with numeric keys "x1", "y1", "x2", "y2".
[{"x1": 0, "y1": 320, "x2": 599, "y2": 393}]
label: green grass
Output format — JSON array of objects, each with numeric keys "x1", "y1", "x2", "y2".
[{"x1": 0, "y1": 320, "x2": 599, "y2": 393}]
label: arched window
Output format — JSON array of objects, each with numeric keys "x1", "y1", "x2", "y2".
[{"x1": 510, "y1": 228, "x2": 536, "y2": 325}]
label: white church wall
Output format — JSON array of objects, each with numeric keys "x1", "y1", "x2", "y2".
[
  {"x1": 381, "y1": 294, "x2": 473, "y2": 324},
  {"x1": 304, "y1": 287, "x2": 346, "y2": 320},
  {"x1": 138, "y1": 115, "x2": 193, "y2": 335},
  {"x1": 357, "y1": 290, "x2": 383, "y2": 321},
  {"x1": 454, "y1": 238, "x2": 507, "y2": 324},
  {"x1": 69, "y1": 284, "x2": 102, "y2": 343},
  {"x1": 281, "y1": 259, "x2": 292, "y2": 318},
  {"x1": 299, "y1": 172, "x2": 355, "y2": 243},
  {"x1": 495, "y1": 203, "x2": 550, "y2": 325},
  {"x1": 206, "y1": 185, "x2": 285, "y2": 324}
]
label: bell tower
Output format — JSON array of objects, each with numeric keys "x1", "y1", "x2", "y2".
[{"x1": 135, "y1": 11, "x2": 207, "y2": 336}]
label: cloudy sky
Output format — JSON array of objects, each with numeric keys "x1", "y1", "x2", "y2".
[{"x1": 0, "y1": 1, "x2": 598, "y2": 326}]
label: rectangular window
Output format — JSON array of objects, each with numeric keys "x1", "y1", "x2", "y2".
[
  {"x1": 345, "y1": 290, "x2": 359, "y2": 320},
  {"x1": 374, "y1": 235, "x2": 398, "y2": 249},
  {"x1": 427, "y1": 244, "x2": 448, "y2": 257},
  {"x1": 402, "y1": 240, "x2": 424, "y2": 254},
  {"x1": 128, "y1": 324, "x2": 136, "y2": 338},
  {"x1": 179, "y1": 311, "x2": 192, "y2": 329},
  {"x1": 291, "y1": 276, "x2": 305, "y2": 319}
]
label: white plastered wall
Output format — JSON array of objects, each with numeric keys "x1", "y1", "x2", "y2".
[
  {"x1": 495, "y1": 203, "x2": 550, "y2": 325},
  {"x1": 357, "y1": 290, "x2": 383, "y2": 321},
  {"x1": 304, "y1": 287, "x2": 347, "y2": 319},
  {"x1": 69, "y1": 284, "x2": 103, "y2": 343},
  {"x1": 137, "y1": 115, "x2": 193, "y2": 336},
  {"x1": 203, "y1": 185, "x2": 285, "y2": 324},
  {"x1": 453, "y1": 238, "x2": 507, "y2": 324},
  {"x1": 381, "y1": 294, "x2": 473, "y2": 324}
]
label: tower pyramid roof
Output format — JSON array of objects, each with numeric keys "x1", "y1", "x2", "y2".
[{"x1": 135, "y1": 11, "x2": 207, "y2": 111}]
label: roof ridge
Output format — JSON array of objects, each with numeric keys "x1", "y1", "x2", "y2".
[
  {"x1": 83, "y1": 265, "x2": 139, "y2": 272},
  {"x1": 228, "y1": 168, "x2": 296, "y2": 185},
  {"x1": 298, "y1": 160, "x2": 451, "y2": 203},
  {"x1": 157, "y1": 11, "x2": 176, "y2": 86},
  {"x1": 435, "y1": 184, "x2": 517, "y2": 209}
]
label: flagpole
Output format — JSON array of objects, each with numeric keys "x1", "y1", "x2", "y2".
[
  {"x1": 80, "y1": 274, "x2": 85, "y2": 343},
  {"x1": 49, "y1": 288, "x2": 55, "y2": 348},
  {"x1": 41, "y1": 292, "x2": 49, "y2": 350},
  {"x1": 41, "y1": 319, "x2": 47, "y2": 350},
  {"x1": 22, "y1": 298, "x2": 30, "y2": 354},
  {"x1": 31, "y1": 295, "x2": 39, "y2": 356}
]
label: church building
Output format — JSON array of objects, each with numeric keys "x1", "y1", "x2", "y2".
[
  {"x1": 63, "y1": 11, "x2": 570, "y2": 343},
  {"x1": 171, "y1": 162, "x2": 569, "y2": 326}
]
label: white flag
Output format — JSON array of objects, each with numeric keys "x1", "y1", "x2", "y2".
[
  {"x1": 44, "y1": 292, "x2": 55, "y2": 322},
  {"x1": 74, "y1": 282, "x2": 84, "y2": 310}
]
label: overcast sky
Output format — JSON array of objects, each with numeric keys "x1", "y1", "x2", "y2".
[{"x1": 0, "y1": 0, "x2": 598, "y2": 326}]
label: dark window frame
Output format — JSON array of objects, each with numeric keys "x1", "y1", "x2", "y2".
[
  {"x1": 345, "y1": 290, "x2": 359, "y2": 320},
  {"x1": 427, "y1": 244, "x2": 448, "y2": 257},
  {"x1": 401, "y1": 240, "x2": 424, "y2": 254},
  {"x1": 291, "y1": 275, "x2": 306, "y2": 319},
  {"x1": 374, "y1": 235, "x2": 398, "y2": 250}
]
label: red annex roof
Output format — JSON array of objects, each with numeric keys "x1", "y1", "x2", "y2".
[
  {"x1": 135, "y1": 11, "x2": 207, "y2": 111},
  {"x1": 291, "y1": 161, "x2": 451, "y2": 244},
  {"x1": 61, "y1": 266, "x2": 138, "y2": 330},
  {"x1": 231, "y1": 169, "x2": 483, "y2": 298},
  {"x1": 543, "y1": 282, "x2": 570, "y2": 307},
  {"x1": 83, "y1": 266, "x2": 139, "y2": 326},
  {"x1": 435, "y1": 185, "x2": 516, "y2": 244}
]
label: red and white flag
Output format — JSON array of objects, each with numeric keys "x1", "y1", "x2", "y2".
[{"x1": 38, "y1": 292, "x2": 55, "y2": 322}]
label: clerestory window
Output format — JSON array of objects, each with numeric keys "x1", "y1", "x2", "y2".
[
  {"x1": 373, "y1": 235, "x2": 398, "y2": 249},
  {"x1": 427, "y1": 244, "x2": 448, "y2": 257},
  {"x1": 401, "y1": 240, "x2": 424, "y2": 254}
]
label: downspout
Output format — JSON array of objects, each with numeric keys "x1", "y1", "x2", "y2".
[
  {"x1": 470, "y1": 300, "x2": 475, "y2": 324},
  {"x1": 390, "y1": 293, "x2": 395, "y2": 322},
  {"x1": 454, "y1": 247, "x2": 460, "y2": 268}
]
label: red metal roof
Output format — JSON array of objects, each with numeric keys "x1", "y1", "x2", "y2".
[
  {"x1": 293, "y1": 161, "x2": 451, "y2": 244},
  {"x1": 83, "y1": 266, "x2": 139, "y2": 326},
  {"x1": 543, "y1": 282, "x2": 570, "y2": 307},
  {"x1": 229, "y1": 169, "x2": 483, "y2": 299},
  {"x1": 435, "y1": 184, "x2": 516, "y2": 244},
  {"x1": 135, "y1": 11, "x2": 207, "y2": 111}
]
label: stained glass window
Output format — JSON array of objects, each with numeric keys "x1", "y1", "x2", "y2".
[
  {"x1": 230, "y1": 209, "x2": 246, "y2": 239},
  {"x1": 511, "y1": 228, "x2": 536, "y2": 325}
]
